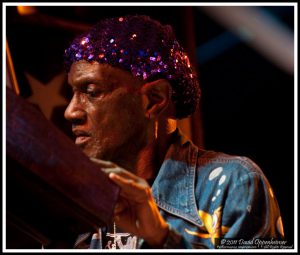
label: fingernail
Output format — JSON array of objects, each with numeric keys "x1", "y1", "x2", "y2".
[{"x1": 109, "y1": 173, "x2": 116, "y2": 178}]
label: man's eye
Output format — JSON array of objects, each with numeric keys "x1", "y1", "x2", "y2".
[
  {"x1": 86, "y1": 84, "x2": 102, "y2": 97},
  {"x1": 86, "y1": 89, "x2": 99, "y2": 97}
]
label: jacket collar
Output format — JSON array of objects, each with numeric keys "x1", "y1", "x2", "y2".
[{"x1": 152, "y1": 129, "x2": 203, "y2": 227}]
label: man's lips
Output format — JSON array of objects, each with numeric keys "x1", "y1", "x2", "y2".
[
  {"x1": 72, "y1": 130, "x2": 91, "y2": 146},
  {"x1": 75, "y1": 136, "x2": 90, "y2": 145}
]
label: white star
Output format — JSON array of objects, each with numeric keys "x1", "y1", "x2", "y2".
[{"x1": 25, "y1": 72, "x2": 68, "y2": 119}]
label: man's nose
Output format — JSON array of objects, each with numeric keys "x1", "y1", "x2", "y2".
[{"x1": 64, "y1": 95, "x2": 86, "y2": 124}]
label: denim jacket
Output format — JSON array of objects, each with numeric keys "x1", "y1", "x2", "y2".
[
  {"x1": 76, "y1": 129, "x2": 284, "y2": 249},
  {"x1": 145, "y1": 129, "x2": 284, "y2": 249}
]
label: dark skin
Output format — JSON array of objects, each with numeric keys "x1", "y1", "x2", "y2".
[{"x1": 65, "y1": 60, "x2": 177, "y2": 247}]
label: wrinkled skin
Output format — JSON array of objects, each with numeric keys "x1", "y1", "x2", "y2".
[{"x1": 65, "y1": 60, "x2": 169, "y2": 247}]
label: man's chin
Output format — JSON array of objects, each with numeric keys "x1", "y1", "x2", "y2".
[
  {"x1": 76, "y1": 142, "x2": 113, "y2": 161},
  {"x1": 81, "y1": 147, "x2": 106, "y2": 160},
  {"x1": 81, "y1": 149, "x2": 96, "y2": 159}
]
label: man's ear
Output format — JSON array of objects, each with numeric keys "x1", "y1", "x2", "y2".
[{"x1": 140, "y1": 79, "x2": 172, "y2": 118}]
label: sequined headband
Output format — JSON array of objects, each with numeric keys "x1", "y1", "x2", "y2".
[{"x1": 64, "y1": 15, "x2": 200, "y2": 119}]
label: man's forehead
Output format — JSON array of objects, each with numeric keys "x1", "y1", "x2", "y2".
[
  {"x1": 69, "y1": 61, "x2": 114, "y2": 81},
  {"x1": 68, "y1": 61, "x2": 141, "y2": 86}
]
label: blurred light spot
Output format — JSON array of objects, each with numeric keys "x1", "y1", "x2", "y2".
[
  {"x1": 17, "y1": 6, "x2": 37, "y2": 15},
  {"x1": 237, "y1": 26, "x2": 254, "y2": 41},
  {"x1": 200, "y1": 6, "x2": 294, "y2": 74},
  {"x1": 197, "y1": 31, "x2": 240, "y2": 65}
]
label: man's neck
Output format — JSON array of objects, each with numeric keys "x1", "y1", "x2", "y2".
[
  {"x1": 136, "y1": 119, "x2": 177, "y2": 183},
  {"x1": 112, "y1": 118, "x2": 177, "y2": 183}
]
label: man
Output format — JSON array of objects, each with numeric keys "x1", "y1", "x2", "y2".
[{"x1": 64, "y1": 15, "x2": 284, "y2": 249}]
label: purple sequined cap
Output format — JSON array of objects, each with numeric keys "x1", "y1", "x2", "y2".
[{"x1": 64, "y1": 15, "x2": 201, "y2": 119}]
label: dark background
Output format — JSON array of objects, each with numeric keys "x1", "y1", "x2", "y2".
[{"x1": 6, "y1": 5, "x2": 295, "y2": 246}]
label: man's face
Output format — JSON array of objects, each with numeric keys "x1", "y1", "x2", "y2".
[{"x1": 64, "y1": 61, "x2": 148, "y2": 165}]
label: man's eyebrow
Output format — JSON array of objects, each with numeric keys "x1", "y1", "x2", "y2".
[{"x1": 71, "y1": 78, "x2": 111, "y2": 88}]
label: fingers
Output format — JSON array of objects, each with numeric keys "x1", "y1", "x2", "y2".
[
  {"x1": 109, "y1": 173, "x2": 150, "y2": 203},
  {"x1": 90, "y1": 157, "x2": 138, "y2": 180},
  {"x1": 90, "y1": 157, "x2": 150, "y2": 202},
  {"x1": 90, "y1": 157, "x2": 115, "y2": 168},
  {"x1": 104, "y1": 168, "x2": 140, "y2": 183},
  {"x1": 89, "y1": 158, "x2": 168, "y2": 245},
  {"x1": 109, "y1": 173, "x2": 139, "y2": 190},
  {"x1": 102, "y1": 167, "x2": 123, "y2": 176}
]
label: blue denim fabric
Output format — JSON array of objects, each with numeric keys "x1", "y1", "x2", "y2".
[{"x1": 150, "y1": 129, "x2": 284, "y2": 249}]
